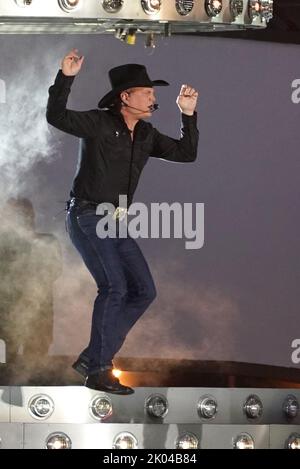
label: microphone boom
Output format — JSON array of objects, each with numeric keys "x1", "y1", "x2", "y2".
[{"x1": 122, "y1": 102, "x2": 159, "y2": 113}]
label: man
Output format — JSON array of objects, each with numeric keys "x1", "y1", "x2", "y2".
[{"x1": 46, "y1": 49, "x2": 199, "y2": 395}]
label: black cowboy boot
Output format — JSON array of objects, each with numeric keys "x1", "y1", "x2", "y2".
[{"x1": 85, "y1": 369, "x2": 134, "y2": 395}]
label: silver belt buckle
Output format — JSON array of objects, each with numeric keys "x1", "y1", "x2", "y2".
[{"x1": 113, "y1": 207, "x2": 127, "y2": 221}]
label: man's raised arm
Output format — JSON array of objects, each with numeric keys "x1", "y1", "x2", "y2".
[
  {"x1": 46, "y1": 49, "x2": 99, "y2": 138},
  {"x1": 151, "y1": 84, "x2": 199, "y2": 163}
]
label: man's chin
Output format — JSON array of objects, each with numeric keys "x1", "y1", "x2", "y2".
[
  {"x1": 137, "y1": 112, "x2": 152, "y2": 120},
  {"x1": 143, "y1": 111, "x2": 152, "y2": 118}
]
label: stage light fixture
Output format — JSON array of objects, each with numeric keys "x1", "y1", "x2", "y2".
[
  {"x1": 141, "y1": 0, "x2": 162, "y2": 15},
  {"x1": 248, "y1": 0, "x2": 260, "y2": 20},
  {"x1": 145, "y1": 394, "x2": 169, "y2": 418},
  {"x1": 243, "y1": 394, "x2": 263, "y2": 420},
  {"x1": 46, "y1": 432, "x2": 72, "y2": 449},
  {"x1": 260, "y1": 0, "x2": 273, "y2": 21},
  {"x1": 113, "y1": 432, "x2": 138, "y2": 449},
  {"x1": 286, "y1": 433, "x2": 300, "y2": 450},
  {"x1": 197, "y1": 395, "x2": 218, "y2": 420},
  {"x1": 15, "y1": 0, "x2": 33, "y2": 6},
  {"x1": 58, "y1": 0, "x2": 82, "y2": 13},
  {"x1": 205, "y1": 0, "x2": 222, "y2": 17},
  {"x1": 102, "y1": 0, "x2": 124, "y2": 13},
  {"x1": 233, "y1": 432, "x2": 255, "y2": 449},
  {"x1": 175, "y1": 0, "x2": 194, "y2": 16},
  {"x1": 90, "y1": 395, "x2": 113, "y2": 420},
  {"x1": 175, "y1": 432, "x2": 199, "y2": 449},
  {"x1": 283, "y1": 395, "x2": 299, "y2": 420},
  {"x1": 28, "y1": 394, "x2": 54, "y2": 420},
  {"x1": 230, "y1": 0, "x2": 243, "y2": 19}
]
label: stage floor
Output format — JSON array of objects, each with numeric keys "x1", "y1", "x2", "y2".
[{"x1": 1, "y1": 357, "x2": 300, "y2": 388}]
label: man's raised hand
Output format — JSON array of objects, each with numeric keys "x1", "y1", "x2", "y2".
[
  {"x1": 61, "y1": 49, "x2": 84, "y2": 76},
  {"x1": 176, "y1": 85, "x2": 199, "y2": 116}
]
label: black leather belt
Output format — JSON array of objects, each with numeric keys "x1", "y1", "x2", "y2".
[
  {"x1": 71, "y1": 197, "x2": 98, "y2": 208},
  {"x1": 66, "y1": 198, "x2": 128, "y2": 220}
]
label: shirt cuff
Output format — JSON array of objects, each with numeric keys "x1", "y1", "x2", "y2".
[
  {"x1": 55, "y1": 69, "x2": 76, "y2": 87},
  {"x1": 181, "y1": 111, "x2": 197, "y2": 126}
]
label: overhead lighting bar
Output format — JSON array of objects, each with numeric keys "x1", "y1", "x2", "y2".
[{"x1": 0, "y1": 0, "x2": 273, "y2": 34}]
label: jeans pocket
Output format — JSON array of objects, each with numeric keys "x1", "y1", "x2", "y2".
[
  {"x1": 76, "y1": 204, "x2": 97, "y2": 219},
  {"x1": 77, "y1": 208, "x2": 96, "y2": 218},
  {"x1": 77, "y1": 210, "x2": 110, "y2": 237},
  {"x1": 76, "y1": 210, "x2": 95, "y2": 230}
]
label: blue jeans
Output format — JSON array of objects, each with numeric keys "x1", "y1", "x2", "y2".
[{"x1": 66, "y1": 199, "x2": 157, "y2": 375}]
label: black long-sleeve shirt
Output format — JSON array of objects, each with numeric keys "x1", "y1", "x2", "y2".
[{"x1": 46, "y1": 70, "x2": 199, "y2": 207}]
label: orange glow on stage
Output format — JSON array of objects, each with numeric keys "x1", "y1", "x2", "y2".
[{"x1": 112, "y1": 368, "x2": 122, "y2": 379}]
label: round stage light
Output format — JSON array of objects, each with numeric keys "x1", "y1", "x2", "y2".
[
  {"x1": 230, "y1": 0, "x2": 244, "y2": 19},
  {"x1": 248, "y1": 0, "x2": 261, "y2": 21},
  {"x1": 46, "y1": 432, "x2": 72, "y2": 449},
  {"x1": 90, "y1": 395, "x2": 113, "y2": 420},
  {"x1": 102, "y1": 0, "x2": 124, "y2": 13},
  {"x1": 197, "y1": 395, "x2": 218, "y2": 420},
  {"x1": 145, "y1": 394, "x2": 169, "y2": 419},
  {"x1": 14, "y1": 0, "x2": 33, "y2": 6},
  {"x1": 260, "y1": 0, "x2": 273, "y2": 21},
  {"x1": 113, "y1": 432, "x2": 138, "y2": 449},
  {"x1": 286, "y1": 433, "x2": 300, "y2": 450},
  {"x1": 175, "y1": 432, "x2": 199, "y2": 449},
  {"x1": 175, "y1": 0, "x2": 195, "y2": 16},
  {"x1": 243, "y1": 394, "x2": 263, "y2": 420},
  {"x1": 283, "y1": 395, "x2": 299, "y2": 420},
  {"x1": 58, "y1": 0, "x2": 82, "y2": 12},
  {"x1": 205, "y1": 0, "x2": 223, "y2": 17},
  {"x1": 141, "y1": 0, "x2": 162, "y2": 15},
  {"x1": 28, "y1": 394, "x2": 54, "y2": 420},
  {"x1": 233, "y1": 432, "x2": 255, "y2": 449}
]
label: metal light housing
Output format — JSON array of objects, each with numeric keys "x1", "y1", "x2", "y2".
[
  {"x1": 141, "y1": 0, "x2": 162, "y2": 15},
  {"x1": 230, "y1": 0, "x2": 244, "y2": 19},
  {"x1": 197, "y1": 395, "x2": 218, "y2": 420},
  {"x1": 286, "y1": 433, "x2": 300, "y2": 450},
  {"x1": 15, "y1": 0, "x2": 33, "y2": 6},
  {"x1": 205, "y1": 0, "x2": 223, "y2": 17},
  {"x1": 28, "y1": 394, "x2": 54, "y2": 420},
  {"x1": 113, "y1": 432, "x2": 138, "y2": 449},
  {"x1": 102, "y1": 0, "x2": 124, "y2": 13},
  {"x1": 243, "y1": 394, "x2": 263, "y2": 420},
  {"x1": 145, "y1": 394, "x2": 169, "y2": 419},
  {"x1": 260, "y1": 0, "x2": 273, "y2": 21},
  {"x1": 175, "y1": 432, "x2": 199, "y2": 449},
  {"x1": 58, "y1": 0, "x2": 82, "y2": 12},
  {"x1": 175, "y1": 0, "x2": 195, "y2": 16},
  {"x1": 233, "y1": 432, "x2": 255, "y2": 449},
  {"x1": 46, "y1": 432, "x2": 72, "y2": 449},
  {"x1": 283, "y1": 395, "x2": 299, "y2": 420},
  {"x1": 90, "y1": 395, "x2": 113, "y2": 421},
  {"x1": 248, "y1": 0, "x2": 261, "y2": 20}
]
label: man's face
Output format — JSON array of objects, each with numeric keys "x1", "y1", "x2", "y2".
[{"x1": 121, "y1": 87, "x2": 156, "y2": 118}]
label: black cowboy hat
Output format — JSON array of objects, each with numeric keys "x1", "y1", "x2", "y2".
[{"x1": 98, "y1": 63, "x2": 169, "y2": 109}]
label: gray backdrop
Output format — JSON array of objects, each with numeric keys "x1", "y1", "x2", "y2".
[{"x1": 0, "y1": 34, "x2": 299, "y2": 367}]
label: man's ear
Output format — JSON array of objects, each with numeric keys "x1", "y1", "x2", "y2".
[{"x1": 120, "y1": 91, "x2": 129, "y2": 105}]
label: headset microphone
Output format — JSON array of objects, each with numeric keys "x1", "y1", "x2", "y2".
[
  {"x1": 122, "y1": 102, "x2": 159, "y2": 113},
  {"x1": 149, "y1": 104, "x2": 159, "y2": 112}
]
